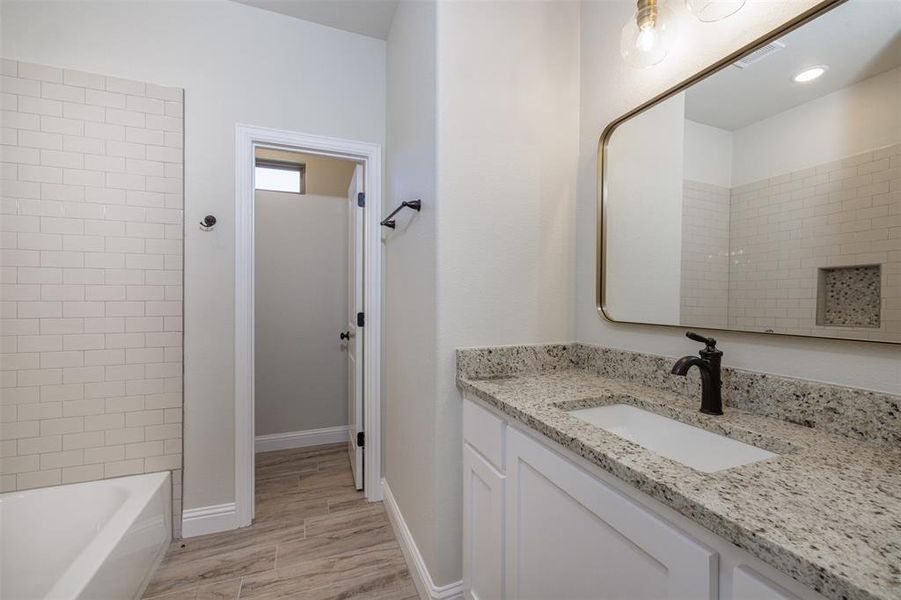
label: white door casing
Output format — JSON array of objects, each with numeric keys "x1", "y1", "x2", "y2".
[
  {"x1": 234, "y1": 125, "x2": 383, "y2": 531},
  {"x1": 347, "y1": 164, "x2": 364, "y2": 491}
]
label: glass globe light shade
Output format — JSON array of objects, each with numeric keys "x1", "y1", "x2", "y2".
[
  {"x1": 621, "y1": 0, "x2": 678, "y2": 68},
  {"x1": 686, "y1": 0, "x2": 746, "y2": 22}
]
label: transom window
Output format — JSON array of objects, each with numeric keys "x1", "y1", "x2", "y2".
[{"x1": 255, "y1": 161, "x2": 305, "y2": 194}]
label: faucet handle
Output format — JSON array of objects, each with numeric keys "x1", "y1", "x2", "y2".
[{"x1": 686, "y1": 331, "x2": 718, "y2": 352}]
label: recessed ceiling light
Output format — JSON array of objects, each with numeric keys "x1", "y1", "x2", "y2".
[{"x1": 793, "y1": 66, "x2": 827, "y2": 83}]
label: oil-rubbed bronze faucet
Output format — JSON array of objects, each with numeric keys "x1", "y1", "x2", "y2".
[{"x1": 671, "y1": 332, "x2": 723, "y2": 415}]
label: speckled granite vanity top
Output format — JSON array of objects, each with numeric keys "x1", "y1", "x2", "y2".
[{"x1": 456, "y1": 344, "x2": 901, "y2": 600}]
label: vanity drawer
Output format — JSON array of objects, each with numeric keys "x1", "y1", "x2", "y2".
[{"x1": 463, "y1": 397, "x2": 505, "y2": 471}]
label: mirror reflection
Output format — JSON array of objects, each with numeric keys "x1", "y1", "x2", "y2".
[{"x1": 602, "y1": 0, "x2": 901, "y2": 342}]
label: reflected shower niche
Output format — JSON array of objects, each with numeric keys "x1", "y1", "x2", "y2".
[{"x1": 816, "y1": 265, "x2": 881, "y2": 328}]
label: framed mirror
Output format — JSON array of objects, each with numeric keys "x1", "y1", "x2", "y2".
[{"x1": 599, "y1": 0, "x2": 901, "y2": 343}]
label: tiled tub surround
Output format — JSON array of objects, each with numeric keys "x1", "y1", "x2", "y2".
[
  {"x1": 0, "y1": 60, "x2": 183, "y2": 532},
  {"x1": 680, "y1": 180, "x2": 730, "y2": 329},
  {"x1": 726, "y1": 144, "x2": 900, "y2": 340},
  {"x1": 456, "y1": 344, "x2": 901, "y2": 600},
  {"x1": 674, "y1": 145, "x2": 901, "y2": 340}
]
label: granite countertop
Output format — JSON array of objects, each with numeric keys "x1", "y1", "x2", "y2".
[{"x1": 457, "y1": 365, "x2": 901, "y2": 600}]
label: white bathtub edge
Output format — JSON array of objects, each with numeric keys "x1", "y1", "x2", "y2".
[
  {"x1": 133, "y1": 528, "x2": 171, "y2": 600},
  {"x1": 181, "y1": 502, "x2": 237, "y2": 538},
  {"x1": 41, "y1": 471, "x2": 172, "y2": 600}
]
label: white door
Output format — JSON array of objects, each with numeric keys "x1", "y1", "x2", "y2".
[{"x1": 346, "y1": 164, "x2": 364, "y2": 490}]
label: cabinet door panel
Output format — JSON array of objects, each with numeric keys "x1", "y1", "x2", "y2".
[
  {"x1": 505, "y1": 428, "x2": 717, "y2": 600},
  {"x1": 464, "y1": 398, "x2": 506, "y2": 471},
  {"x1": 731, "y1": 566, "x2": 801, "y2": 600},
  {"x1": 464, "y1": 444, "x2": 505, "y2": 600}
]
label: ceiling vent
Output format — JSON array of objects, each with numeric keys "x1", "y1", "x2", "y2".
[{"x1": 732, "y1": 41, "x2": 786, "y2": 69}]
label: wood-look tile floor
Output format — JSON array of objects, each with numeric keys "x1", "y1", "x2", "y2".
[{"x1": 143, "y1": 444, "x2": 418, "y2": 600}]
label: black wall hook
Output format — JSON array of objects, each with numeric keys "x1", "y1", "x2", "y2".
[
  {"x1": 200, "y1": 215, "x2": 217, "y2": 230},
  {"x1": 381, "y1": 199, "x2": 421, "y2": 229}
]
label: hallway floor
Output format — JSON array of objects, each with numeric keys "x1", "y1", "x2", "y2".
[{"x1": 143, "y1": 444, "x2": 417, "y2": 599}]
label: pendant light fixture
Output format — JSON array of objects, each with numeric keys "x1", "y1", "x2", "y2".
[{"x1": 620, "y1": 0, "x2": 678, "y2": 68}]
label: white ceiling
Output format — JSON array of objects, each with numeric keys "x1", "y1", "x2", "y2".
[
  {"x1": 232, "y1": 0, "x2": 399, "y2": 40},
  {"x1": 685, "y1": 0, "x2": 901, "y2": 131}
]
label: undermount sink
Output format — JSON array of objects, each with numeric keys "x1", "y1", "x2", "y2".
[{"x1": 567, "y1": 403, "x2": 778, "y2": 473}]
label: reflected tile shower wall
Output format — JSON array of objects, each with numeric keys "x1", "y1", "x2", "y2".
[
  {"x1": 680, "y1": 180, "x2": 730, "y2": 329},
  {"x1": 678, "y1": 145, "x2": 900, "y2": 341},
  {"x1": 728, "y1": 145, "x2": 900, "y2": 341},
  {"x1": 0, "y1": 60, "x2": 184, "y2": 534}
]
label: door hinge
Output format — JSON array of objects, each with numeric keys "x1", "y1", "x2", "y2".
[
  {"x1": 357, "y1": 312, "x2": 365, "y2": 327},
  {"x1": 357, "y1": 192, "x2": 365, "y2": 208},
  {"x1": 356, "y1": 431, "x2": 365, "y2": 447}
]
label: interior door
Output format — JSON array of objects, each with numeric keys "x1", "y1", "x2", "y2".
[{"x1": 346, "y1": 164, "x2": 364, "y2": 490}]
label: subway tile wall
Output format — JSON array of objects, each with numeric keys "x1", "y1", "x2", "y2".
[
  {"x1": 728, "y1": 144, "x2": 900, "y2": 340},
  {"x1": 0, "y1": 59, "x2": 184, "y2": 532},
  {"x1": 677, "y1": 144, "x2": 900, "y2": 341},
  {"x1": 680, "y1": 180, "x2": 730, "y2": 328}
]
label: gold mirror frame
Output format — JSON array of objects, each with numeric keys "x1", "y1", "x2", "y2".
[{"x1": 596, "y1": 0, "x2": 897, "y2": 345}]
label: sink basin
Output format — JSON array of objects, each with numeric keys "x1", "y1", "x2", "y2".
[{"x1": 567, "y1": 404, "x2": 778, "y2": 473}]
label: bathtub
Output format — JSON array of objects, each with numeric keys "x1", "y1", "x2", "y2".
[{"x1": 0, "y1": 472, "x2": 171, "y2": 600}]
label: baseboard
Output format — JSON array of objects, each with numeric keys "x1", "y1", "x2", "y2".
[
  {"x1": 181, "y1": 502, "x2": 237, "y2": 538},
  {"x1": 381, "y1": 478, "x2": 464, "y2": 600},
  {"x1": 255, "y1": 425, "x2": 348, "y2": 453}
]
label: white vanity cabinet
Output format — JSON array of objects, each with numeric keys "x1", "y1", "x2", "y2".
[
  {"x1": 462, "y1": 396, "x2": 827, "y2": 600},
  {"x1": 463, "y1": 444, "x2": 505, "y2": 600},
  {"x1": 731, "y1": 566, "x2": 802, "y2": 600},
  {"x1": 504, "y1": 426, "x2": 716, "y2": 599},
  {"x1": 463, "y1": 399, "x2": 507, "y2": 599}
]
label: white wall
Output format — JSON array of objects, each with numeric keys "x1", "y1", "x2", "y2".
[
  {"x1": 434, "y1": 0, "x2": 580, "y2": 586},
  {"x1": 684, "y1": 119, "x2": 733, "y2": 187},
  {"x1": 386, "y1": 0, "x2": 580, "y2": 588},
  {"x1": 384, "y1": 0, "x2": 440, "y2": 583},
  {"x1": 577, "y1": 0, "x2": 900, "y2": 395},
  {"x1": 0, "y1": 0, "x2": 386, "y2": 510},
  {"x1": 606, "y1": 93, "x2": 685, "y2": 323},
  {"x1": 254, "y1": 191, "x2": 348, "y2": 436},
  {"x1": 732, "y1": 66, "x2": 901, "y2": 186}
]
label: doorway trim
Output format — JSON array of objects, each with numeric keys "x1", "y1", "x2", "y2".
[{"x1": 234, "y1": 124, "x2": 383, "y2": 528}]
